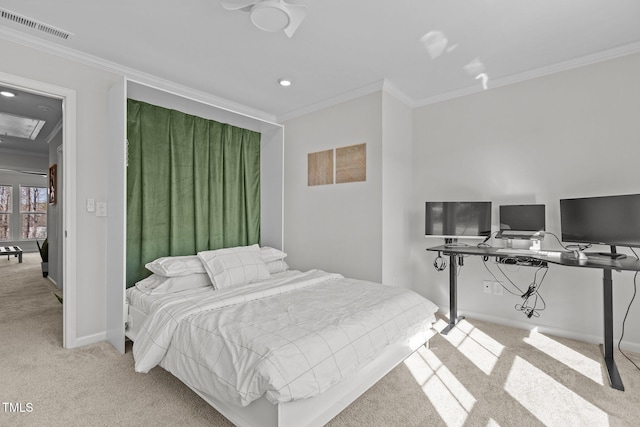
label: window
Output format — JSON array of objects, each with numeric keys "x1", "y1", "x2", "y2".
[
  {"x1": 0, "y1": 185, "x2": 11, "y2": 241},
  {"x1": 20, "y1": 186, "x2": 47, "y2": 239}
]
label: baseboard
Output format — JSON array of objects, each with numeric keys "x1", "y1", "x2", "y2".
[
  {"x1": 436, "y1": 306, "x2": 640, "y2": 354},
  {"x1": 47, "y1": 276, "x2": 58, "y2": 287},
  {"x1": 75, "y1": 331, "x2": 107, "y2": 348}
]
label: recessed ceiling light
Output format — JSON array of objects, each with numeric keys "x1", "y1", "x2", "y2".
[
  {"x1": 278, "y1": 79, "x2": 292, "y2": 87},
  {"x1": 1, "y1": 91, "x2": 16, "y2": 97}
]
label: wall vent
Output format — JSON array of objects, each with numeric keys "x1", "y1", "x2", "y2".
[{"x1": 0, "y1": 8, "x2": 74, "y2": 40}]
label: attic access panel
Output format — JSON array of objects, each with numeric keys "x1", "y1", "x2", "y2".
[{"x1": 0, "y1": 112, "x2": 46, "y2": 140}]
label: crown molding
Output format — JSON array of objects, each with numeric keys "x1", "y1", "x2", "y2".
[
  {"x1": 381, "y1": 80, "x2": 415, "y2": 108},
  {"x1": 277, "y1": 80, "x2": 385, "y2": 122},
  {"x1": 0, "y1": 26, "x2": 278, "y2": 124},
  {"x1": 44, "y1": 118, "x2": 63, "y2": 145},
  {"x1": 413, "y1": 41, "x2": 640, "y2": 108},
  {"x1": 279, "y1": 41, "x2": 640, "y2": 119},
  {"x1": 276, "y1": 78, "x2": 416, "y2": 122},
  {"x1": 3, "y1": 25, "x2": 639, "y2": 124}
]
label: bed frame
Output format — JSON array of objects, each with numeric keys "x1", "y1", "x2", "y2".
[{"x1": 125, "y1": 302, "x2": 434, "y2": 427}]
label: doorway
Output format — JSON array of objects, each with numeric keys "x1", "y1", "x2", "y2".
[{"x1": 0, "y1": 71, "x2": 77, "y2": 348}]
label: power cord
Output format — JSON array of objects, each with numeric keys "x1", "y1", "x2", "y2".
[
  {"x1": 483, "y1": 257, "x2": 549, "y2": 317},
  {"x1": 482, "y1": 257, "x2": 525, "y2": 296},
  {"x1": 477, "y1": 231, "x2": 497, "y2": 249},
  {"x1": 545, "y1": 231, "x2": 591, "y2": 252},
  {"x1": 618, "y1": 248, "x2": 640, "y2": 372},
  {"x1": 515, "y1": 266, "x2": 548, "y2": 318}
]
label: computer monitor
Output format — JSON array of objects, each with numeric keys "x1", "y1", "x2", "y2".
[
  {"x1": 560, "y1": 193, "x2": 640, "y2": 251},
  {"x1": 497, "y1": 204, "x2": 545, "y2": 240},
  {"x1": 425, "y1": 201, "x2": 491, "y2": 246}
]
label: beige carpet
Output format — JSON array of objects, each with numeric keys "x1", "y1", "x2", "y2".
[{"x1": 1, "y1": 253, "x2": 639, "y2": 426}]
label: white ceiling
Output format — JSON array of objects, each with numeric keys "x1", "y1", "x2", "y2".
[
  {"x1": 1, "y1": 0, "x2": 640, "y2": 122},
  {"x1": 0, "y1": 84, "x2": 62, "y2": 157}
]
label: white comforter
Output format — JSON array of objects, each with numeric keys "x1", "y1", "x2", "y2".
[{"x1": 133, "y1": 269, "x2": 438, "y2": 407}]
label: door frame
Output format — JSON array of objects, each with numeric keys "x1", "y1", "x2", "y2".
[{"x1": 0, "y1": 71, "x2": 77, "y2": 348}]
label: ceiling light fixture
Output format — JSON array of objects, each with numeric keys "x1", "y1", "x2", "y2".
[
  {"x1": 1, "y1": 90, "x2": 16, "y2": 97},
  {"x1": 278, "y1": 78, "x2": 292, "y2": 87},
  {"x1": 251, "y1": 2, "x2": 290, "y2": 32},
  {"x1": 221, "y1": 0, "x2": 307, "y2": 38}
]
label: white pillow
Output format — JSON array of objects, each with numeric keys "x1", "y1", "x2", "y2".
[
  {"x1": 145, "y1": 255, "x2": 206, "y2": 277},
  {"x1": 135, "y1": 273, "x2": 212, "y2": 295},
  {"x1": 198, "y1": 244, "x2": 270, "y2": 289},
  {"x1": 260, "y1": 246, "x2": 287, "y2": 262},
  {"x1": 266, "y1": 259, "x2": 289, "y2": 274}
]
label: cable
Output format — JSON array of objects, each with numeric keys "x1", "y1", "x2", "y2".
[
  {"x1": 477, "y1": 231, "x2": 497, "y2": 249},
  {"x1": 515, "y1": 266, "x2": 548, "y2": 318},
  {"x1": 545, "y1": 231, "x2": 591, "y2": 252},
  {"x1": 484, "y1": 255, "x2": 549, "y2": 317},
  {"x1": 618, "y1": 271, "x2": 640, "y2": 371},
  {"x1": 482, "y1": 257, "x2": 524, "y2": 296}
]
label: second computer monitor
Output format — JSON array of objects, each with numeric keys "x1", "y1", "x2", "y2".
[{"x1": 498, "y1": 204, "x2": 545, "y2": 240}]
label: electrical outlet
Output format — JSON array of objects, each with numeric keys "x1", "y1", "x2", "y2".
[
  {"x1": 483, "y1": 280, "x2": 492, "y2": 294},
  {"x1": 493, "y1": 281, "x2": 504, "y2": 296},
  {"x1": 96, "y1": 202, "x2": 107, "y2": 217}
]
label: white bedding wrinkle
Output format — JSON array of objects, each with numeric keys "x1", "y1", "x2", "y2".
[
  {"x1": 132, "y1": 270, "x2": 438, "y2": 407},
  {"x1": 133, "y1": 270, "x2": 342, "y2": 373}
]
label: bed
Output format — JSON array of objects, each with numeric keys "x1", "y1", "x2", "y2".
[{"x1": 125, "y1": 245, "x2": 438, "y2": 427}]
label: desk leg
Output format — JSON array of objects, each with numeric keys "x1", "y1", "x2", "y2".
[
  {"x1": 602, "y1": 269, "x2": 624, "y2": 391},
  {"x1": 441, "y1": 254, "x2": 463, "y2": 335}
]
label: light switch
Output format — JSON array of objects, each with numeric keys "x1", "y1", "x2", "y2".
[
  {"x1": 87, "y1": 198, "x2": 95, "y2": 212},
  {"x1": 96, "y1": 202, "x2": 107, "y2": 217}
]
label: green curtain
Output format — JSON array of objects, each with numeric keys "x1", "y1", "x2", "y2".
[{"x1": 126, "y1": 99, "x2": 261, "y2": 287}]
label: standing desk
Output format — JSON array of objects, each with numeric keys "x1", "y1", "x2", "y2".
[{"x1": 426, "y1": 244, "x2": 640, "y2": 391}]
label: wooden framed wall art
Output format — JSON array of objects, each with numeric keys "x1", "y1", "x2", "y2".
[
  {"x1": 336, "y1": 143, "x2": 366, "y2": 184},
  {"x1": 48, "y1": 164, "x2": 57, "y2": 205}
]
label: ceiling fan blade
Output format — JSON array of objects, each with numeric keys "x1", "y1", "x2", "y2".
[
  {"x1": 283, "y1": 3, "x2": 307, "y2": 37},
  {"x1": 221, "y1": 0, "x2": 259, "y2": 11}
]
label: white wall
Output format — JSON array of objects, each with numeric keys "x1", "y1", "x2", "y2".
[
  {"x1": 283, "y1": 92, "x2": 383, "y2": 281},
  {"x1": 0, "y1": 37, "x2": 122, "y2": 342},
  {"x1": 0, "y1": 150, "x2": 47, "y2": 172},
  {"x1": 381, "y1": 91, "x2": 413, "y2": 288},
  {"x1": 411, "y1": 52, "x2": 640, "y2": 350}
]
